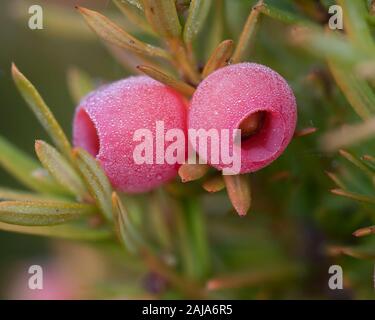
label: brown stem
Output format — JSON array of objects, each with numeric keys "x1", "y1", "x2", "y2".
[{"x1": 167, "y1": 38, "x2": 201, "y2": 85}]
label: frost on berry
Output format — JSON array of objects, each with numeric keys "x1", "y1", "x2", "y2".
[
  {"x1": 188, "y1": 62, "x2": 297, "y2": 173},
  {"x1": 73, "y1": 76, "x2": 187, "y2": 193}
]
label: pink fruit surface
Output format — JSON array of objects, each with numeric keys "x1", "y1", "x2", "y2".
[
  {"x1": 73, "y1": 76, "x2": 187, "y2": 193},
  {"x1": 188, "y1": 62, "x2": 297, "y2": 173}
]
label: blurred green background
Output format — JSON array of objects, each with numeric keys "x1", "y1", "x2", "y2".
[{"x1": 0, "y1": 0, "x2": 375, "y2": 299}]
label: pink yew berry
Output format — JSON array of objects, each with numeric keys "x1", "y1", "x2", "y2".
[
  {"x1": 188, "y1": 62, "x2": 297, "y2": 173},
  {"x1": 73, "y1": 76, "x2": 187, "y2": 193}
]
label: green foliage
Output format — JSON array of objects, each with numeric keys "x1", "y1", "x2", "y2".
[
  {"x1": 0, "y1": 200, "x2": 96, "y2": 226},
  {"x1": 1, "y1": 0, "x2": 375, "y2": 299}
]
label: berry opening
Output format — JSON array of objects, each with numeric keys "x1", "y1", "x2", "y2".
[
  {"x1": 238, "y1": 111, "x2": 266, "y2": 140},
  {"x1": 74, "y1": 108, "x2": 100, "y2": 157},
  {"x1": 236, "y1": 110, "x2": 285, "y2": 163}
]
